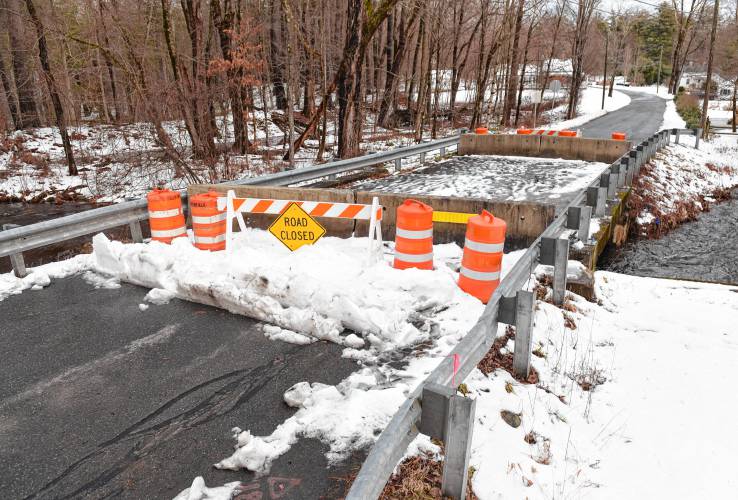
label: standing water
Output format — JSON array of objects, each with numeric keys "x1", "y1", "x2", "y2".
[{"x1": 600, "y1": 191, "x2": 738, "y2": 284}]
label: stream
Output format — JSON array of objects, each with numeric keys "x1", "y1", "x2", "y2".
[
  {"x1": 1, "y1": 202, "x2": 105, "y2": 273},
  {"x1": 600, "y1": 192, "x2": 738, "y2": 285}
]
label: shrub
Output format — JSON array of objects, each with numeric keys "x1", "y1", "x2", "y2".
[{"x1": 675, "y1": 93, "x2": 702, "y2": 129}]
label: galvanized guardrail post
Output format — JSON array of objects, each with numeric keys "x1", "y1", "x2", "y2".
[
  {"x1": 619, "y1": 157, "x2": 631, "y2": 186},
  {"x1": 566, "y1": 205, "x2": 592, "y2": 242},
  {"x1": 2, "y1": 224, "x2": 28, "y2": 278},
  {"x1": 418, "y1": 383, "x2": 476, "y2": 500},
  {"x1": 541, "y1": 235, "x2": 569, "y2": 305},
  {"x1": 625, "y1": 156, "x2": 635, "y2": 185},
  {"x1": 586, "y1": 186, "x2": 606, "y2": 217},
  {"x1": 500, "y1": 290, "x2": 536, "y2": 380},
  {"x1": 693, "y1": 128, "x2": 701, "y2": 149},
  {"x1": 607, "y1": 170, "x2": 618, "y2": 197},
  {"x1": 674, "y1": 128, "x2": 681, "y2": 144},
  {"x1": 441, "y1": 395, "x2": 476, "y2": 498},
  {"x1": 129, "y1": 221, "x2": 144, "y2": 243},
  {"x1": 636, "y1": 144, "x2": 645, "y2": 171}
]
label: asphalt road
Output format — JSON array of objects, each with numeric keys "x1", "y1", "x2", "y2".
[
  {"x1": 0, "y1": 275, "x2": 361, "y2": 499},
  {"x1": 579, "y1": 89, "x2": 667, "y2": 143}
]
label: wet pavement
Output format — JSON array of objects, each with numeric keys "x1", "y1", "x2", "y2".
[
  {"x1": 0, "y1": 275, "x2": 361, "y2": 499},
  {"x1": 601, "y1": 192, "x2": 738, "y2": 284},
  {"x1": 579, "y1": 89, "x2": 666, "y2": 143}
]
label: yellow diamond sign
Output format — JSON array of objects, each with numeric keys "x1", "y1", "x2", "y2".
[{"x1": 268, "y1": 202, "x2": 326, "y2": 251}]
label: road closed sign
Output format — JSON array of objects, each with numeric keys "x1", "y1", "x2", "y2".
[{"x1": 268, "y1": 202, "x2": 326, "y2": 251}]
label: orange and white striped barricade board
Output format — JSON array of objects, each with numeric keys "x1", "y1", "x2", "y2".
[{"x1": 218, "y1": 190, "x2": 384, "y2": 261}]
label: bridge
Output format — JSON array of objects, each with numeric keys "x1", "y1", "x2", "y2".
[{"x1": 1, "y1": 91, "x2": 679, "y2": 499}]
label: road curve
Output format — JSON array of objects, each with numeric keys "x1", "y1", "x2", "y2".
[{"x1": 579, "y1": 89, "x2": 667, "y2": 143}]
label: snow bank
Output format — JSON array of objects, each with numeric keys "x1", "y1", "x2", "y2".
[
  {"x1": 465, "y1": 271, "x2": 738, "y2": 498},
  {"x1": 91, "y1": 230, "x2": 490, "y2": 350},
  {"x1": 547, "y1": 86, "x2": 631, "y2": 131},
  {"x1": 0, "y1": 254, "x2": 91, "y2": 302},
  {"x1": 177, "y1": 268, "x2": 738, "y2": 498},
  {"x1": 630, "y1": 139, "x2": 738, "y2": 233},
  {"x1": 659, "y1": 98, "x2": 687, "y2": 130}
]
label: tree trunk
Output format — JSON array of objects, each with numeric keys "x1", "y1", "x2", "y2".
[
  {"x1": 8, "y1": 0, "x2": 40, "y2": 128},
  {"x1": 502, "y1": 0, "x2": 525, "y2": 126},
  {"x1": 270, "y1": 0, "x2": 288, "y2": 110},
  {"x1": 25, "y1": 0, "x2": 76, "y2": 174},
  {"x1": 0, "y1": 51, "x2": 20, "y2": 129},
  {"x1": 700, "y1": 0, "x2": 719, "y2": 137},
  {"x1": 514, "y1": 24, "x2": 534, "y2": 126}
]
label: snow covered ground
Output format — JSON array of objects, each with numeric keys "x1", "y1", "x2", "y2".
[
  {"x1": 352, "y1": 155, "x2": 607, "y2": 209},
  {"x1": 467, "y1": 271, "x2": 738, "y2": 499},
  {"x1": 171, "y1": 265, "x2": 738, "y2": 499},
  {"x1": 0, "y1": 114, "x2": 424, "y2": 203}
]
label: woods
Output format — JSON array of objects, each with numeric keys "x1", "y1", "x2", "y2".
[{"x1": 0, "y1": 0, "x2": 737, "y2": 179}]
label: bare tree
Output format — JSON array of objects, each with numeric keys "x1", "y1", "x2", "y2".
[
  {"x1": 25, "y1": 0, "x2": 76, "y2": 174},
  {"x1": 567, "y1": 0, "x2": 600, "y2": 120}
]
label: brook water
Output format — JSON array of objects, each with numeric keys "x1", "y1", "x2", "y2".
[
  {"x1": 600, "y1": 192, "x2": 738, "y2": 285},
  {"x1": 1, "y1": 202, "x2": 99, "y2": 273}
]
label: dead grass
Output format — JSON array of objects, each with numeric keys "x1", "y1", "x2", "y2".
[
  {"x1": 477, "y1": 325, "x2": 540, "y2": 384},
  {"x1": 333, "y1": 454, "x2": 478, "y2": 500},
  {"x1": 379, "y1": 454, "x2": 478, "y2": 500},
  {"x1": 628, "y1": 162, "x2": 737, "y2": 239}
]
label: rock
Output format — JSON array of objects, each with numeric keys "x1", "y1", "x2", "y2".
[{"x1": 500, "y1": 410, "x2": 522, "y2": 428}]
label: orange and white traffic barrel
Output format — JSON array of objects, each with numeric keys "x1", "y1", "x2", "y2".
[
  {"x1": 190, "y1": 191, "x2": 227, "y2": 251},
  {"x1": 393, "y1": 199, "x2": 433, "y2": 270},
  {"x1": 147, "y1": 188, "x2": 187, "y2": 244},
  {"x1": 458, "y1": 210, "x2": 506, "y2": 303},
  {"x1": 475, "y1": 127, "x2": 489, "y2": 134}
]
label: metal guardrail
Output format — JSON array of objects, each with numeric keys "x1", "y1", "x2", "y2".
[
  {"x1": 0, "y1": 128, "x2": 702, "y2": 494},
  {"x1": 0, "y1": 135, "x2": 460, "y2": 260},
  {"x1": 346, "y1": 128, "x2": 699, "y2": 499}
]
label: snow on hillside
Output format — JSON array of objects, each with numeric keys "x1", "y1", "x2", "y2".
[{"x1": 628, "y1": 137, "x2": 738, "y2": 234}]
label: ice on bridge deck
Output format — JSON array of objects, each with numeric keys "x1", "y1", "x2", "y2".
[{"x1": 351, "y1": 155, "x2": 606, "y2": 210}]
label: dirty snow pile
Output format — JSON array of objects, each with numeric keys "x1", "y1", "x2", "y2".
[
  {"x1": 632, "y1": 138, "x2": 738, "y2": 227},
  {"x1": 0, "y1": 254, "x2": 92, "y2": 302},
  {"x1": 90, "y1": 229, "x2": 492, "y2": 351}
]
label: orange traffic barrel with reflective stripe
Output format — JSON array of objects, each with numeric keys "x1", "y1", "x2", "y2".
[
  {"x1": 517, "y1": 128, "x2": 532, "y2": 135},
  {"x1": 190, "y1": 191, "x2": 227, "y2": 251},
  {"x1": 612, "y1": 132, "x2": 626, "y2": 140},
  {"x1": 393, "y1": 199, "x2": 433, "y2": 270},
  {"x1": 475, "y1": 127, "x2": 489, "y2": 134},
  {"x1": 458, "y1": 210, "x2": 506, "y2": 303},
  {"x1": 147, "y1": 189, "x2": 187, "y2": 244}
]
